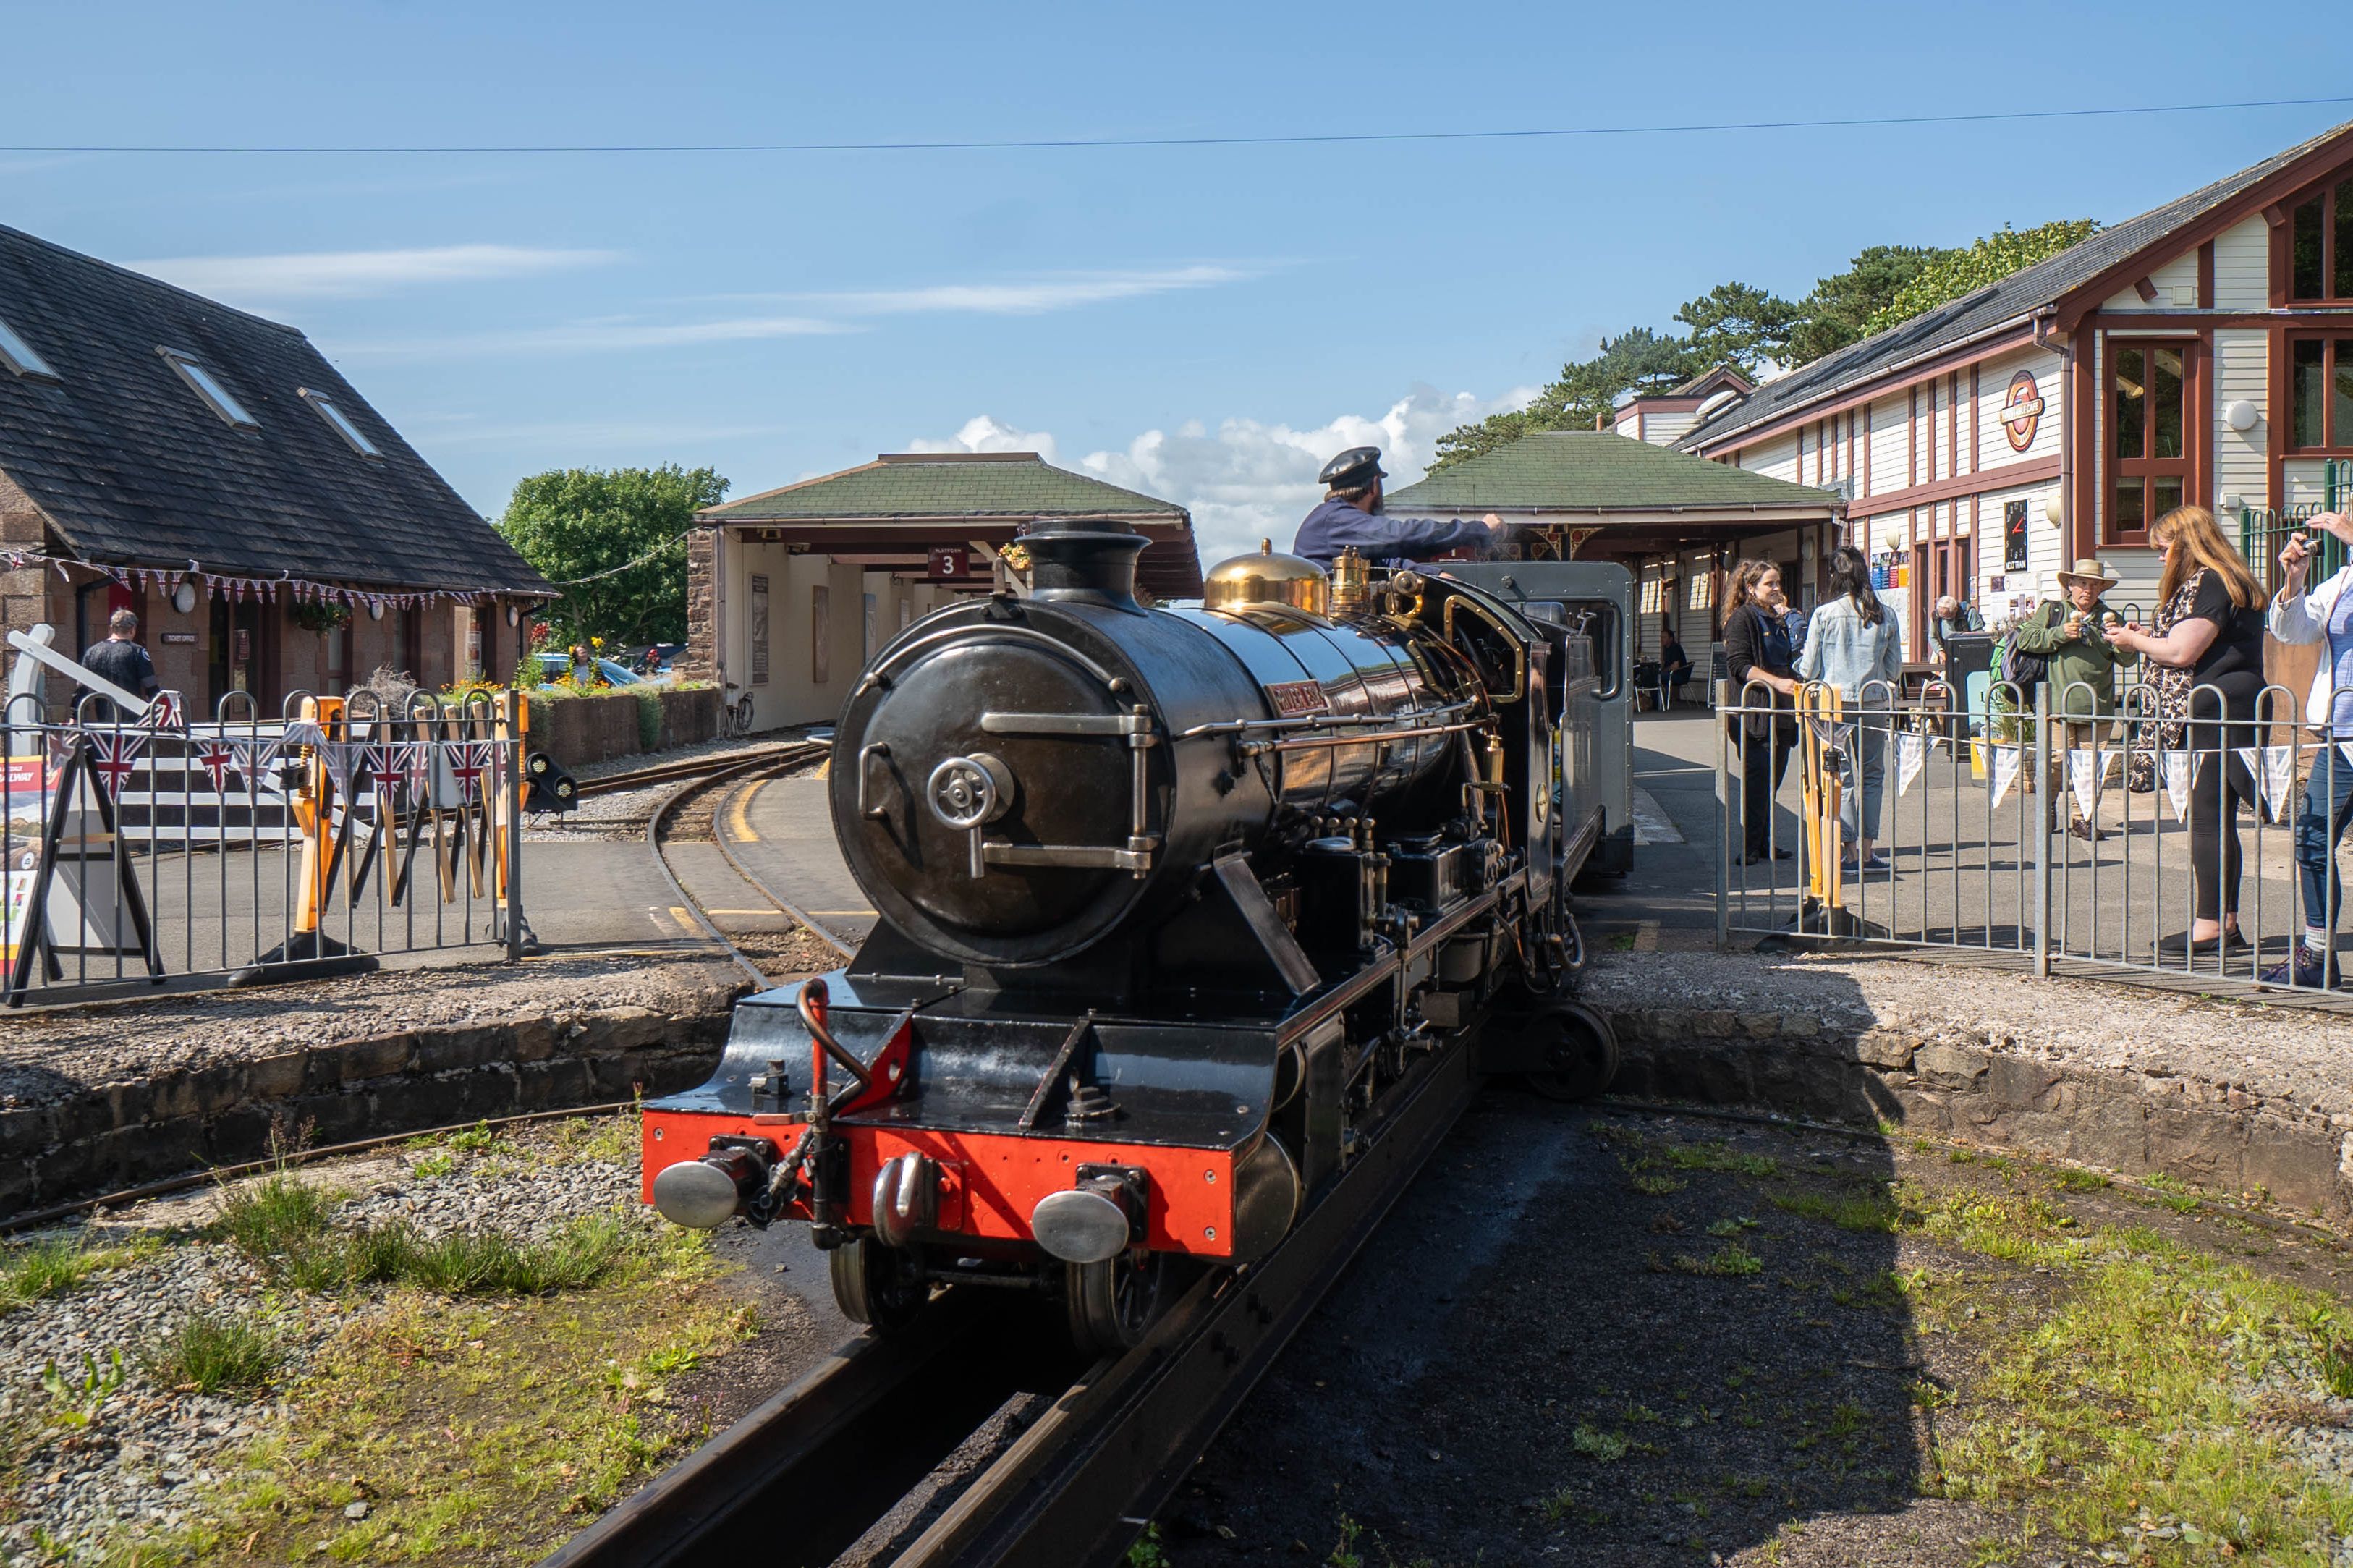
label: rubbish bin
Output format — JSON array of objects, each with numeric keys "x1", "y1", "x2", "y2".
[{"x1": 1942, "y1": 631, "x2": 1995, "y2": 740}]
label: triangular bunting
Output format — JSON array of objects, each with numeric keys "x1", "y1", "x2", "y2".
[
  {"x1": 1988, "y1": 745, "x2": 2022, "y2": 808},
  {"x1": 86, "y1": 732, "x2": 147, "y2": 800},
  {"x1": 1896, "y1": 732, "x2": 1926, "y2": 797},
  {"x1": 2258, "y1": 744, "x2": 2297, "y2": 823},
  {"x1": 2162, "y1": 751, "x2": 2192, "y2": 822}
]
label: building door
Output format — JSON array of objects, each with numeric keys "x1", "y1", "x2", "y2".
[{"x1": 207, "y1": 598, "x2": 278, "y2": 714}]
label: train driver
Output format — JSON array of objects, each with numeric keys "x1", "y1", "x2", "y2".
[{"x1": 1293, "y1": 446, "x2": 1509, "y2": 569}]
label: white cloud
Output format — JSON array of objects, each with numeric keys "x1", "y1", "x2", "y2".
[
  {"x1": 906, "y1": 414, "x2": 1060, "y2": 462},
  {"x1": 910, "y1": 385, "x2": 1538, "y2": 569},
  {"x1": 125, "y1": 244, "x2": 618, "y2": 304},
  {"x1": 332, "y1": 314, "x2": 855, "y2": 360},
  {"x1": 806, "y1": 265, "x2": 1253, "y2": 316}
]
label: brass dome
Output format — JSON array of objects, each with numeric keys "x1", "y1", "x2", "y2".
[{"x1": 1203, "y1": 538, "x2": 1330, "y2": 616}]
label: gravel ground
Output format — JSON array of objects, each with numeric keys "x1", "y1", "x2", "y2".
[
  {"x1": 0, "y1": 1117, "x2": 667, "y2": 1564},
  {"x1": 1584, "y1": 949, "x2": 2353, "y2": 1122},
  {"x1": 0, "y1": 954, "x2": 744, "y2": 1110}
]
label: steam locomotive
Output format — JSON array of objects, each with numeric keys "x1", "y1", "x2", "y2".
[{"x1": 641, "y1": 522, "x2": 1622, "y2": 1353}]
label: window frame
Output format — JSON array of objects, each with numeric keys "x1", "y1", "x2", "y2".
[
  {"x1": 2286, "y1": 176, "x2": 2353, "y2": 302},
  {"x1": 0, "y1": 314, "x2": 59, "y2": 381},
  {"x1": 158, "y1": 348, "x2": 258, "y2": 428},
  {"x1": 2286, "y1": 334, "x2": 2353, "y2": 454},
  {"x1": 298, "y1": 388, "x2": 383, "y2": 457},
  {"x1": 2106, "y1": 337, "x2": 2197, "y2": 546}
]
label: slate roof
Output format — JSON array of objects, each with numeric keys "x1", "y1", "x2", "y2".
[
  {"x1": 705, "y1": 451, "x2": 1203, "y2": 596},
  {"x1": 1386, "y1": 431, "x2": 1841, "y2": 514},
  {"x1": 0, "y1": 224, "x2": 548, "y2": 595},
  {"x1": 1678, "y1": 118, "x2": 2353, "y2": 454}
]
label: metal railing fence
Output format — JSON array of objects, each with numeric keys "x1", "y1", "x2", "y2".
[
  {"x1": 3, "y1": 687, "x2": 527, "y2": 1006},
  {"x1": 1716, "y1": 675, "x2": 2353, "y2": 999}
]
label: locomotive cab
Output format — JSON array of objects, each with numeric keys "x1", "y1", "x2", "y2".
[{"x1": 642, "y1": 522, "x2": 1619, "y2": 1355}]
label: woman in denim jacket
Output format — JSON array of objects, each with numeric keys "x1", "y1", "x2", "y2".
[{"x1": 1797, "y1": 546, "x2": 1904, "y2": 870}]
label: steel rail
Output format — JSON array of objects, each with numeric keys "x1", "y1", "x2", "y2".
[
  {"x1": 643, "y1": 744, "x2": 827, "y2": 986},
  {"x1": 708, "y1": 771, "x2": 859, "y2": 959},
  {"x1": 538, "y1": 1034, "x2": 1483, "y2": 1568},
  {"x1": 572, "y1": 742, "x2": 810, "y2": 800}
]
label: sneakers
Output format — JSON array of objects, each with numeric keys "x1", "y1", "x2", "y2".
[{"x1": 2259, "y1": 946, "x2": 2343, "y2": 989}]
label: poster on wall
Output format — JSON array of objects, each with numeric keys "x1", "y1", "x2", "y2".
[{"x1": 749, "y1": 574, "x2": 771, "y2": 686}]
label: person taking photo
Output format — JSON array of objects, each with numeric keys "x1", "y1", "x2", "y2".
[{"x1": 2261, "y1": 509, "x2": 2353, "y2": 988}]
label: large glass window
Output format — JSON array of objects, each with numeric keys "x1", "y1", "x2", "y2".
[
  {"x1": 2289, "y1": 336, "x2": 2353, "y2": 451},
  {"x1": 2110, "y1": 342, "x2": 2193, "y2": 543},
  {"x1": 2286, "y1": 178, "x2": 2353, "y2": 302}
]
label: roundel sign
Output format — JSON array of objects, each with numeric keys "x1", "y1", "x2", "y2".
[{"x1": 2000, "y1": 370, "x2": 2045, "y2": 452}]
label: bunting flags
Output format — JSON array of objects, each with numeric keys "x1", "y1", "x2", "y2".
[
  {"x1": 229, "y1": 737, "x2": 283, "y2": 781},
  {"x1": 2161, "y1": 751, "x2": 2193, "y2": 821},
  {"x1": 192, "y1": 740, "x2": 237, "y2": 793},
  {"x1": 1988, "y1": 745, "x2": 2023, "y2": 808},
  {"x1": 85, "y1": 732, "x2": 147, "y2": 801},
  {"x1": 2065, "y1": 748, "x2": 2118, "y2": 823},
  {"x1": 2232, "y1": 744, "x2": 2299, "y2": 823},
  {"x1": 399, "y1": 742, "x2": 433, "y2": 797},
  {"x1": 1896, "y1": 732, "x2": 1927, "y2": 797},
  {"x1": 448, "y1": 742, "x2": 489, "y2": 802},
  {"x1": 140, "y1": 691, "x2": 185, "y2": 734},
  {"x1": 0, "y1": 545, "x2": 501, "y2": 611}
]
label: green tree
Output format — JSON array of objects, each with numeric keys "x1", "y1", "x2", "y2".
[
  {"x1": 1430, "y1": 220, "x2": 2103, "y2": 472},
  {"x1": 1860, "y1": 219, "x2": 2100, "y2": 336},
  {"x1": 496, "y1": 465, "x2": 729, "y2": 648},
  {"x1": 1783, "y1": 244, "x2": 1956, "y2": 364}
]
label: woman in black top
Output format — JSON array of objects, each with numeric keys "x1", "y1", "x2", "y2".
[
  {"x1": 1722, "y1": 559, "x2": 1800, "y2": 863},
  {"x1": 2108, "y1": 505, "x2": 2267, "y2": 957}
]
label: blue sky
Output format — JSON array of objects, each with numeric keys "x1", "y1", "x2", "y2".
[{"x1": 5, "y1": 0, "x2": 2351, "y2": 564}]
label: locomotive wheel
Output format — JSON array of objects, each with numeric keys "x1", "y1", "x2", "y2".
[
  {"x1": 1522, "y1": 999, "x2": 1621, "y2": 1103},
  {"x1": 1065, "y1": 1250, "x2": 1180, "y2": 1359},
  {"x1": 830, "y1": 1236, "x2": 928, "y2": 1332}
]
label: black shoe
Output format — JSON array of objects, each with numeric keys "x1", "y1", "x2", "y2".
[
  {"x1": 1771, "y1": 847, "x2": 1794, "y2": 860},
  {"x1": 2259, "y1": 946, "x2": 2343, "y2": 989},
  {"x1": 2066, "y1": 821, "x2": 2108, "y2": 842},
  {"x1": 2155, "y1": 928, "x2": 2250, "y2": 957}
]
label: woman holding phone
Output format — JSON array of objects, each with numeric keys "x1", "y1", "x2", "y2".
[
  {"x1": 2263, "y1": 509, "x2": 2353, "y2": 988},
  {"x1": 1723, "y1": 559, "x2": 1800, "y2": 864},
  {"x1": 2107, "y1": 506, "x2": 2267, "y2": 959}
]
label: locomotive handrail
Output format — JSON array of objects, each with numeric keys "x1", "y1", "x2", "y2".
[
  {"x1": 1169, "y1": 699, "x2": 1478, "y2": 742},
  {"x1": 1260, "y1": 718, "x2": 1487, "y2": 755}
]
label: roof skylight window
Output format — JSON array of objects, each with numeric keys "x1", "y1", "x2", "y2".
[
  {"x1": 159, "y1": 349, "x2": 257, "y2": 428},
  {"x1": 300, "y1": 389, "x2": 383, "y2": 457},
  {"x1": 0, "y1": 315, "x2": 58, "y2": 381}
]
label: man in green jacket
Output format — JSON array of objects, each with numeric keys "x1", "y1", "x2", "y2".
[{"x1": 2014, "y1": 559, "x2": 2139, "y2": 842}]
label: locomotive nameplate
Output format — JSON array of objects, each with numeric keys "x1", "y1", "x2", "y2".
[{"x1": 1265, "y1": 680, "x2": 1329, "y2": 718}]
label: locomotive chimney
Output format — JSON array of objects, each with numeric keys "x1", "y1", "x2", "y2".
[{"x1": 1019, "y1": 521, "x2": 1149, "y2": 607}]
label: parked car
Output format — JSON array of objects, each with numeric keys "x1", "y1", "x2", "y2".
[{"x1": 534, "y1": 652, "x2": 644, "y2": 687}]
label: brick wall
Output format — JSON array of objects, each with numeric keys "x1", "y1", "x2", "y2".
[{"x1": 683, "y1": 525, "x2": 717, "y2": 682}]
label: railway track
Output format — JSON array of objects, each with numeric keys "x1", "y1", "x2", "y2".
[
  {"x1": 573, "y1": 740, "x2": 818, "y2": 800},
  {"x1": 539, "y1": 1023, "x2": 1480, "y2": 1568},
  {"x1": 643, "y1": 740, "x2": 846, "y2": 986}
]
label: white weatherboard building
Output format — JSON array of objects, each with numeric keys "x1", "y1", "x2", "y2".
[{"x1": 1608, "y1": 119, "x2": 2353, "y2": 666}]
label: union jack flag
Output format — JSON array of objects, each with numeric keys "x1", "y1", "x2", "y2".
[
  {"x1": 448, "y1": 742, "x2": 489, "y2": 801},
  {"x1": 141, "y1": 692, "x2": 185, "y2": 734},
  {"x1": 193, "y1": 740, "x2": 237, "y2": 793},
  {"x1": 87, "y1": 732, "x2": 148, "y2": 801},
  {"x1": 399, "y1": 742, "x2": 433, "y2": 797}
]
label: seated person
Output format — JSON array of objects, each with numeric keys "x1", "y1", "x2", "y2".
[{"x1": 1658, "y1": 632, "x2": 1695, "y2": 706}]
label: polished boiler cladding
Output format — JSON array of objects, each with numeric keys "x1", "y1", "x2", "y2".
[{"x1": 643, "y1": 521, "x2": 1624, "y2": 1355}]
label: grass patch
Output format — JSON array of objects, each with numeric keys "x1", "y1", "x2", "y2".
[
  {"x1": 147, "y1": 1313, "x2": 281, "y2": 1394},
  {"x1": 0, "y1": 1232, "x2": 153, "y2": 1312},
  {"x1": 1667, "y1": 1242, "x2": 1763, "y2": 1278},
  {"x1": 1570, "y1": 1423, "x2": 1629, "y2": 1462},
  {"x1": 1663, "y1": 1140, "x2": 1781, "y2": 1179},
  {"x1": 123, "y1": 1237, "x2": 752, "y2": 1566},
  {"x1": 217, "y1": 1169, "x2": 343, "y2": 1263},
  {"x1": 2053, "y1": 1167, "x2": 2111, "y2": 1193},
  {"x1": 1772, "y1": 1188, "x2": 1904, "y2": 1234},
  {"x1": 1629, "y1": 1173, "x2": 1685, "y2": 1196},
  {"x1": 1914, "y1": 1176, "x2": 2353, "y2": 1564}
]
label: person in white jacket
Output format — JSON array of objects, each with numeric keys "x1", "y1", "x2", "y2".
[
  {"x1": 1798, "y1": 545, "x2": 1906, "y2": 870},
  {"x1": 2263, "y1": 509, "x2": 2353, "y2": 989}
]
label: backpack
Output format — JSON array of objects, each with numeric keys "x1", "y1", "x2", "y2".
[{"x1": 1993, "y1": 610, "x2": 2050, "y2": 691}]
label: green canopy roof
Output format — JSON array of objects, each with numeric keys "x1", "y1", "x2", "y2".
[
  {"x1": 1386, "y1": 432, "x2": 1839, "y2": 515},
  {"x1": 703, "y1": 452, "x2": 1183, "y2": 522}
]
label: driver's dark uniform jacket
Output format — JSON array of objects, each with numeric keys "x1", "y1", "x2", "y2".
[{"x1": 1292, "y1": 498, "x2": 1493, "y2": 569}]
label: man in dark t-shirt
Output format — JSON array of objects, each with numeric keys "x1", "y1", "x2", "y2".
[{"x1": 79, "y1": 609, "x2": 160, "y2": 719}]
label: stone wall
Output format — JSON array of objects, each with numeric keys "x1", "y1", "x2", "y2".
[
  {"x1": 1601, "y1": 1004, "x2": 2353, "y2": 1223},
  {"x1": 0, "y1": 995, "x2": 737, "y2": 1214}
]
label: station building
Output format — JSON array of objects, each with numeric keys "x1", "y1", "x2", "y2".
[
  {"x1": 1661, "y1": 117, "x2": 2353, "y2": 664},
  {"x1": 1383, "y1": 424, "x2": 1844, "y2": 669},
  {"x1": 0, "y1": 223, "x2": 548, "y2": 714},
  {"x1": 684, "y1": 451, "x2": 1202, "y2": 731}
]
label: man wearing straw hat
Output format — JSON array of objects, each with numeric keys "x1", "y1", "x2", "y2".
[{"x1": 2011, "y1": 559, "x2": 2137, "y2": 842}]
